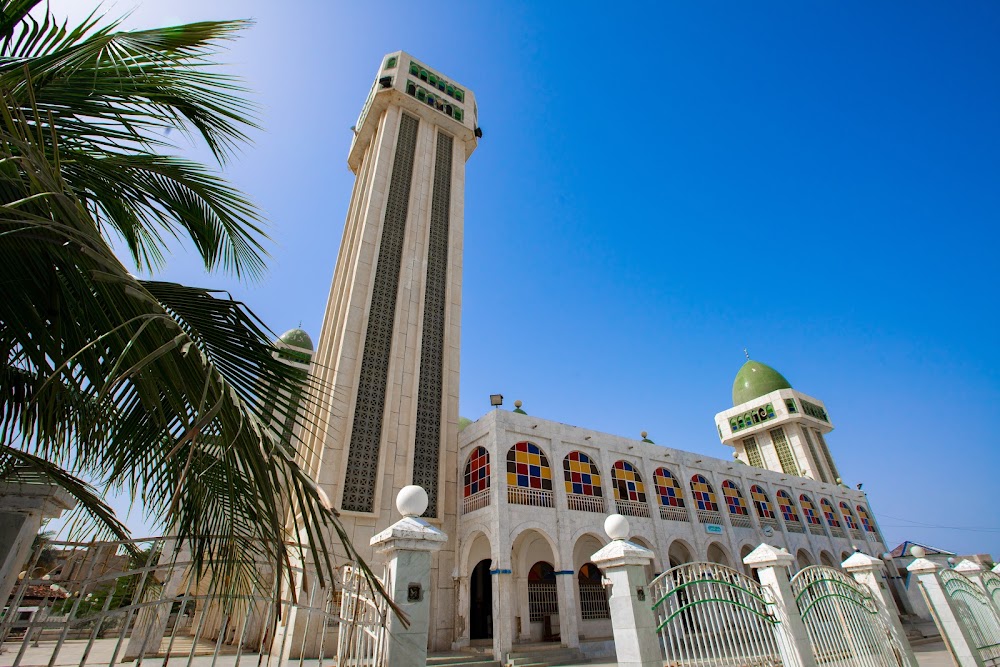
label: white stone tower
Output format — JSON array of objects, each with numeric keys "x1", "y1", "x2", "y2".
[
  {"x1": 714, "y1": 359, "x2": 842, "y2": 483},
  {"x1": 302, "y1": 52, "x2": 478, "y2": 649}
]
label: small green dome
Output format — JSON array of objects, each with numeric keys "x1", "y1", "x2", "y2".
[
  {"x1": 732, "y1": 359, "x2": 791, "y2": 406},
  {"x1": 279, "y1": 328, "x2": 314, "y2": 351}
]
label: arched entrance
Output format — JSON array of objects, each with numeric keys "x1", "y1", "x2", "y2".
[
  {"x1": 470, "y1": 559, "x2": 493, "y2": 640},
  {"x1": 796, "y1": 549, "x2": 814, "y2": 572},
  {"x1": 528, "y1": 561, "x2": 559, "y2": 641}
]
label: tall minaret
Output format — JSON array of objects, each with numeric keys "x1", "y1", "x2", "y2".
[
  {"x1": 714, "y1": 359, "x2": 842, "y2": 484},
  {"x1": 302, "y1": 52, "x2": 477, "y2": 649}
]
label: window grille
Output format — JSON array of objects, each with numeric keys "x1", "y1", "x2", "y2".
[
  {"x1": 579, "y1": 584, "x2": 610, "y2": 619},
  {"x1": 528, "y1": 583, "x2": 558, "y2": 622},
  {"x1": 800, "y1": 428, "x2": 829, "y2": 483},
  {"x1": 770, "y1": 428, "x2": 800, "y2": 476},
  {"x1": 742, "y1": 436, "x2": 764, "y2": 468}
]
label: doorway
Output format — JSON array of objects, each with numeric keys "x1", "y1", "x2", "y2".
[{"x1": 470, "y1": 559, "x2": 493, "y2": 639}]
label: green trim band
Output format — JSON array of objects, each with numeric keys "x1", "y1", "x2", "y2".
[
  {"x1": 652, "y1": 578, "x2": 771, "y2": 610},
  {"x1": 655, "y1": 597, "x2": 778, "y2": 631}
]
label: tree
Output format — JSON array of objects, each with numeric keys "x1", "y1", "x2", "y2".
[{"x1": 0, "y1": 0, "x2": 364, "y2": 597}]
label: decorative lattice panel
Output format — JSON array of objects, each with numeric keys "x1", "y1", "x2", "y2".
[
  {"x1": 342, "y1": 113, "x2": 419, "y2": 513},
  {"x1": 412, "y1": 131, "x2": 454, "y2": 517}
]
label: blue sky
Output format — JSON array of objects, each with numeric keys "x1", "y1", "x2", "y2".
[{"x1": 57, "y1": 1, "x2": 1000, "y2": 556}]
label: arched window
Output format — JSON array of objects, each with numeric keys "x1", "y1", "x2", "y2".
[
  {"x1": 578, "y1": 563, "x2": 610, "y2": 619},
  {"x1": 464, "y1": 447, "x2": 490, "y2": 497},
  {"x1": 820, "y1": 498, "x2": 840, "y2": 528},
  {"x1": 840, "y1": 501, "x2": 860, "y2": 531},
  {"x1": 750, "y1": 485, "x2": 776, "y2": 519},
  {"x1": 563, "y1": 452, "x2": 602, "y2": 497},
  {"x1": 856, "y1": 505, "x2": 876, "y2": 533},
  {"x1": 689, "y1": 475, "x2": 719, "y2": 512},
  {"x1": 652, "y1": 468, "x2": 685, "y2": 507},
  {"x1": 799, "y1": 495, "x2": 822, "y2": 526},
  {"x1": 611, "y1": 461, "x2": 647, "y2": 503},
  {"x1": 506, "y1": 442, "x2": 552, "y2": 490},
  {"x1": 776, "y1": 491, "x2": 800, "y2": 523},
  {"x1": 721, "y1": 480, "x2": 749, "y2": 515}
]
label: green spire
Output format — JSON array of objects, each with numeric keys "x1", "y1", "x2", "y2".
[{"x1": 732, "y1": 359, "x2": 792, "y2": 406}]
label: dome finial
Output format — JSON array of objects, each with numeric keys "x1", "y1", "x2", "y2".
[{"x1": 744, "y1": 347, "x2": 750, "y2": 360}]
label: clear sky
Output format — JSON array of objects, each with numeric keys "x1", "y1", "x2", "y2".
[{"x1": 54, "y1": 1, "x2": 1000, "y2": 557}]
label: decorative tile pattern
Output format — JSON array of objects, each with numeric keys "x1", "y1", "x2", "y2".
[
  {"x1": 463, "y1": 446, "x2": 490, "y2": 498},
  {"x1": 722, "y1": 480, "x2": 749, "y2": 516},
  {"x1": 802, "y1": 400, "x2": 829, "y2": 422},
  {"x1": 820, "y1": 498, "x2": 840, "y2": 527},
  {"x1": 776, "y1": 490, "x2": 800, "y2": 523},
  {"x1": 729, "y1": 402, "x2": 776, "y2": 433},
  {"x1": 750, "y1": 485, "x2": 776, "y2": 519},
  {"x1": 689, "y1": 475, "x2": 719, "y2": 512},
  {"x1": 342, "y1": 114, "x2": 419, "y2": 513},
  {"x1": 743, "y1": 436, "x2": 764, "y2": 468},
  {"x1": 611, "y1": 461, "x2": 647, "y2": 503},
  {"x1": 840, "y1": 502, "x2": 860, "y2": 530},
  {"x1": 506, "y1": 442, "x2": 553, "y2": 490},
  {"x1": 563, "y1": 451, "x2": 603, "y2": 497},
  {"x1": 800, "y1": 428, "x2": 829, "y2": 483},
  {"x1": 412, "y1": 131, "x2": 454, "y2": 517},
  {"x1": 856, "y1": 504, "x2": 876, "y2": 532},
  {"x1": 652, "y1": 467, "x2": 686, "y2": 508},
  {"x1": 816, "y1": 430, "x2": 841, "y2": 481},
  {"x1": 799, "y1": 494, "x2": 822, "y2": 525}
]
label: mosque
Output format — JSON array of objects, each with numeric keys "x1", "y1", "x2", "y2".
[{"x1": 273, "y1": 51, "x2": 888, "y2": 659}]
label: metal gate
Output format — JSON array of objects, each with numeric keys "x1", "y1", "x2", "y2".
[
  {"x1": 0, "y1": 536, "x2": 352, "y2": 667},
  {"x1": 983, "y1": 570, "x2": 1000, "y2": 613},
  {"x1": 650, "y1": 561, "x2": 791, "y2": 666},
  {"x1": 790, "y1": 565, "x2": 913, "y2": 667},
  {"x1": 337, "y1": 564, "x2": 389, "y2": 667},
  {"x1": 940, "y1": 569, "x2": 1000, "y2": 666}
]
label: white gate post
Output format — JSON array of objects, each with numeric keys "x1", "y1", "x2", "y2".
[
  {"x1": 955, "y1": 560, "x2": 987, "y2": 591},
  {"x1": 743, "y1": 544, "x2": 817, "y2": 667},
  {"x1": 590, "y1": 515, "x2": 660, "y2": 667},
  {"x1": 907, "y1": 557, "x2": 985, "y2": 667},
  {"x1": 842, "y1": 551, "x2": 917, "y2": 665},
  {"x1": 370, "y1": 486, "x2": 447, "y2": 667}
]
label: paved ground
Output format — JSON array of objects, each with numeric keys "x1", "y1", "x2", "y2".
[{"x1": 1, "y1": 638, "x2": 957, "y2": 666}]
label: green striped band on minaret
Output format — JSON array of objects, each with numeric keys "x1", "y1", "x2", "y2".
[
  {"x1": 341, "y1": 113, "x2": 419, "y2": 513},
  {"x1": 412, "y1": 131, "x2": 453, "y2": 517}
]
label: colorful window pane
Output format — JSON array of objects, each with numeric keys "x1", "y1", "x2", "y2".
[
  {"x1": 750, "y1": 485, "x2": 776, "y2": 519},
  {"x1": 652, "y1": 467, "x2": 686, "y2": 508},
  {"x1": 776, "y1": 490, "x2": 799, "y2": 523},
  {"x1": 799, "y1": 494, "x2": 821, "y2": 525},
  {"x1": 505, "y1": 442, "x2": 552, "y2": 491},
  {"x1": 611, "y1": 461, "x2": 646, "y2": 503},
  {"x1": 463, "y1": 446, "x2": 490, "y2": 498},
  {"x1": 840, "y1": 502, "x2": 859, "y2": 530},
  {"x1": 820, "y1": 498, "x2": 840, "y2": 527},
  {"x1": 563, "y1": 451, "x2": 603, "y2": 497},
  {"x1": 856, "y1": 505, "x2": 875, "y2": 532},
  {"x1": 578, "y1": 562, "x2": 603, "y2": 583},
  {"x1": 689, "y1": 475, "x2": 719, "y2": 512},
  {"x1": 722, "y1": 480, "x2": 749, "y2": 516}
]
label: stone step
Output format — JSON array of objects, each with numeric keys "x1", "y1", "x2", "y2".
[{"x1": 427, "y1": 656, "x2": 501, "y2": 667}]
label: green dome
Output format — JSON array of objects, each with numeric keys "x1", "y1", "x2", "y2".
[
  {"x1": 732, "y1": 359, "x2": 791, "y2": 406},
  {"x1": 279, "y1": 328, "x2": 314, "y2": 351}
]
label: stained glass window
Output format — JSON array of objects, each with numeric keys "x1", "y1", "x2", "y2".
[
  {"x1": 652, "y1": 467, "x2": 686, "y2": 508},
  {"x1": 505, "y1": 442, "x2": 553, "y2": 491},
  {"x1": 856, "y1": 505, "x2": 875, "y2": 532},
  {"x1": 840, "y1": 502, "x2": 860, "y2": 530},
  {"x1": 690, "y1": 475, "x2": 719, "y2": 512},
  {"x1": 563, "y1": 451, "x2": 603, "y2": 497},
  {"x1": 722, "y1": 480, "x2": 749, "y2": 516},
  {"x1": 776, "y1": 490, "x2": 800, "y2": 523},
  {"x1": 463, "y1": 446, "x2": 490, "y2": 498},
  {"x1": 750, "y1": 486, "x2": 776, "y2": 519},
  {"x1": 799, "y1": 494, "x2": 821, "y2": 525},
  {"x1": 820, "y1": 498, "x2": 840, "y2": 527},
  {"x1": 611, "y1": 461, "x2": 647, "y2": 503}
]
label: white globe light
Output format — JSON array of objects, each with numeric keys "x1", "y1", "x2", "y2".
[
  {"x1": 910, "y1": 546, "x2": 926, "y2": 559},
  {"x1": 605, "y1": 514, "x2": 630, "y2": 541},
  {"x1": 397, "y1": 485, "x2": 429, "y2": 517}
]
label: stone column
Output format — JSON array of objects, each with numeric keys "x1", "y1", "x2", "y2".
[
  {"x1": 554, "y1": 570, "x2": 579, "y2": 648},
  {"x1": 124, "y1": 539, "x2": 190, "y2": 660},
  {"x1": 842, "y1": 551, "x2": 916, "y2": 665},
  {"x1": 907, "y1": 557, "x2": 984, "y2": 667},
  {"x1": 370, "y1": 486, "x2": 448, "y2": 667},
  {"x1": 743, "y1": 543, "x2": 818, "y2": 667},
  {"x1": 491, "y1": 562, "x2": 514, "y2": 661},
  {"x1": 0, "y1": 479, "x2": 75, "y2": 610},
  {"x1": 590, "y1": 515, "x2": 659, "y2": 667}
]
